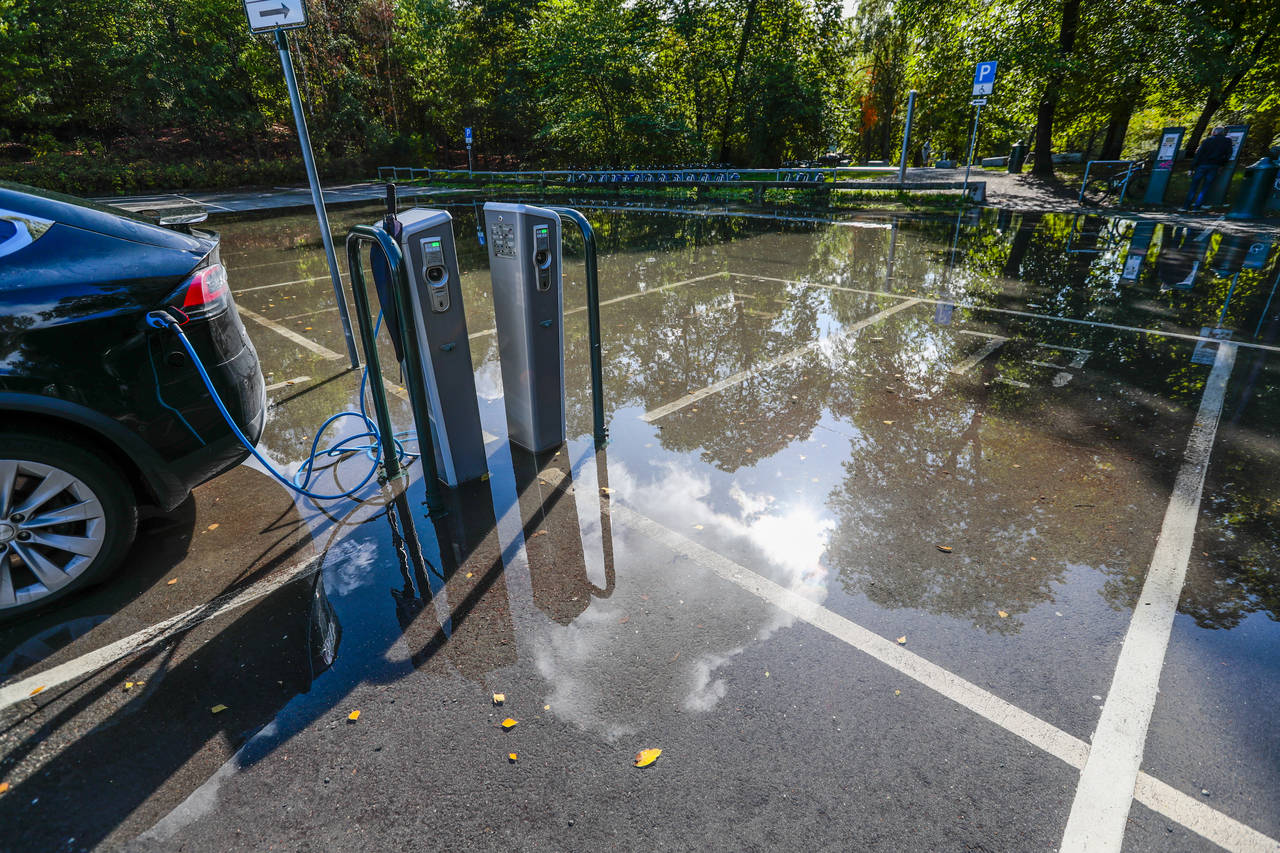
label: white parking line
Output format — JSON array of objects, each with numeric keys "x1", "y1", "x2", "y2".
[
  {"x1": 264, "y1": 376, "x2": 311, "y2": 393},
  {"x1": 641, "y1": 298, "x2": 921, "y2": 422},
  {"x1": 237, "y1": 307, "x2": 345, "y2": 360},
  {"x1": 736, "y1": 274, "x2": 1280, "y2": 356},
  {"x1": 1060, "y1": 341, "x2": 1237, "y2": 853},
  {"x1": 949, "y1": 334, "x2": 1008, "y2": 375},
  {"x1": 615, "y1": 504, "x2": 1278, "y2": 853},
  {"x1": 0, "y1": 555, "x2": 325, "y2": 710},
  {"x1": 233, "y1": 273, "x2": 348, "y2": 295}
]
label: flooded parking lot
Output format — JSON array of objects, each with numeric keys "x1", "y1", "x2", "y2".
[{"x1": 1, "y1": 198, "x2": 1277, "y2": 851}]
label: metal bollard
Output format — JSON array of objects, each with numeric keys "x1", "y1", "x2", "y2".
[{"x1": 1227, "y1": 156, "x2": 1279, "y2": 220}]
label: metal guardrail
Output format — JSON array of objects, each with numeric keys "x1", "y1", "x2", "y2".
[
  {"x1": 344, "y1": 224, "x2": 446, "y2": 515},
  {"x1": 376, "y1": 166, "x2": 901, "y2": 186}
]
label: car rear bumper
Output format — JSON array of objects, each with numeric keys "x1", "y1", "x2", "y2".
[{"x1": 150, "y1": 305, "x2": 266, "y2": 509}]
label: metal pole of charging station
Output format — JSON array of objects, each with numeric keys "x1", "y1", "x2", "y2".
[
  {"x1": 549, "y1": 207, "x2": 608, "y2": 447},
  {"x1": 276, "y1": 28, "x2": 360, "y2": 369},
  {"x1": 345, "y1": 226, "x2": 446, "y2": 515},
  {"x1": 897, "y1": 90, "x2": 917, "y2": 184}
]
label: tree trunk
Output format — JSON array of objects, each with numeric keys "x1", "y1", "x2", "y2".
[
  {"x1": 1031, "y1": 0, "x2": 1082, "y2": 176},
  {"x1": 1183, "y1": 93, "x2": 1222, "y2": 160},
  {"x1": 716, "y1": 0, "x2": 759, "y2": 164},
  {"x1": 1099, "y1": 78, "x2": 1141, "y2": 161}
]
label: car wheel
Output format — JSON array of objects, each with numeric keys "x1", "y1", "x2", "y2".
[{"x1": 0, "y1": 435, "x2": 138, "y2": 621}]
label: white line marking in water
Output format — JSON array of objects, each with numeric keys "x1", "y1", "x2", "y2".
[
  {"x1": 1060, "y1": 341, "x2": 1236, "y2": 853},
  {"x1": 735, "y1": 274, "x2": 1280, "y2": 355},
  {"x1": 616, "y1": 503, "x2": 1278, "y2": 853},
  {"x1": 949, "y1": 336, "x2": 1008, "y2": 375},
  {"x1": 238, "y1": 307, "x2": 345, "y2": 360},
  {"x1": 641, "y1": 298, "x2": 921, "y2": 422}
]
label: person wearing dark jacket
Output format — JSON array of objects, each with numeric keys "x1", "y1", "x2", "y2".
[{"x1": 1183, "y1": 127, "x2": 1234, "y2": 210}]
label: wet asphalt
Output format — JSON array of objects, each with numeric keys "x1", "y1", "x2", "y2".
[{"x1": 0, "y1": 199, "x2": 1277, "y2": 852}]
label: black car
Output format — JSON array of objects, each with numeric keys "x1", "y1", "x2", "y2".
[{"x1": 0, "y1": 182, "x2": 265, "y2": 619}]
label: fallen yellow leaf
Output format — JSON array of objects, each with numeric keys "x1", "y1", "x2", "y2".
[
  {"x1": 0, "y1": 782, "x2": 8, "y2": 795},
  {"x1": 894, "y1": 690, "x2": 901, "y2": 696},
  {"x1": 28, "y1": 686, "x2": 44, "y2": 696},
  {"x1": 998, "y1": 610, "x2": 1009, "y2": 619},
  {"x1": 936, "y1": 545, "x2": 953, "y2": 553},
  {"x1": 896, "y1": 636, "x2": 907, "y2": 645},
  {"x1": 206, "y1": 523, "x2": 219, "y2": 531},
  {"x1": 480, "y1": 472, "x2": 491, "y2": 481},
  {"x1": 465, "y1": 572, "x2": 474, "y2": 579},
  {"x1": 124, "y1": 681, "x2": 134, "y2": 690},
  {"x1": 501, "y1": 718, "x2": 518, "y2": 730},
  {"x1": 544, "y1": 704, "x2": 550, "y2": 711},
  {"x1": 166, "y1": 578, "x2": 178, "y2": 585},
  {"x1": 348, "y1": 710, "x2": 361, "y2": 722},
  {"x1": 600, "y1": 487, "x2": 614, "y2": 495},
  {"x1": 493, "y1": 693, "x2": 506, "y2": 705},
  {"x1": 508, "y1": 753, "x2": 518, "y2": 762},
  {"x1": 211, "y1": 704, "x2": 228, "y2": 714},
  {"x1": 528, "y1": 530, "x2": 547, "y2": 539},
  {"x1": 883, "y1": 420, "x2": 895, "y2": 425},
  {"x1": 634, "y1": 748, "x2": 662, "y2": 768}
]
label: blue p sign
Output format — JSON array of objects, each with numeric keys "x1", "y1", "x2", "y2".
[
  {"x1": 464, "y1": 126, "x2": 473, "y2": 145},
  {"x1": 973, "y1": 61, "x2": 997, "y2": 96}
]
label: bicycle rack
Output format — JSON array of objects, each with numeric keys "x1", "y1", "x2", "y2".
[{"x1": 549, "y1": 206, "x2": 608, "y2": 448}]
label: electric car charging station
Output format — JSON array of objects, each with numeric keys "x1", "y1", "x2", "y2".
[
  {"x1": 483, "y1": 202, "x2": 566, "y2": 453},
  {"x1": 337, "y1": 186, "x2": 605, "y2": 521},
  {"x1": 386, "y1": 207, "x2": 489, "y2": 487}
]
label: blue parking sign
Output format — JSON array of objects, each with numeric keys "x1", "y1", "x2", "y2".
[
  {"x1": 464, "y1": 126, "x2": 473, "y2": 145},
  {"x1": 973, "y1": 61, "x2": 997, "y2": 96}
]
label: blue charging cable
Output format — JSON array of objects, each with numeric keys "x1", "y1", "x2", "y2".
[{"x1": 146, "y1": 310, "x2": 416, "y2": 501}]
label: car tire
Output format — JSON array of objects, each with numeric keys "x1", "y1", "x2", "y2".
[{"x1": 0, "y1": 434, "x2": 138, "y2": 621}]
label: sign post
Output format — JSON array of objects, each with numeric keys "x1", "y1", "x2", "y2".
[
  {"x1": 245, "y1": 0, "x2": 359, "y2": 368},
  {"x1": 1204, "y1": 124, "x2": 1248, "y2": 207},
  {"x1": 962, "y1": 61, "x2": 996, "y2": 201},
  {"x1": 1143, "y1": 126, "x2": 1184, "y2": 205},
  {"x1": 465, "y1": 127, "x2": 473, "y2": 174},
  {"x1": 897, "y1": 90, "x2": 917, "y2": 183}
]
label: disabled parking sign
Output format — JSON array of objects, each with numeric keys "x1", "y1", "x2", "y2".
[{"x1": 972, "y1": 61, "x2": 997, "y2": 96}]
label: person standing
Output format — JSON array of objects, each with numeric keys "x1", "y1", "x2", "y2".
[{"x1": 1183, "y1": 126, "x2": 1233, "y2": 210}]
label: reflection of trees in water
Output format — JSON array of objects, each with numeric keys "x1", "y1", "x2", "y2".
[{"x1": 1178, "y1": 355, "x2": 1280, "y2": 629}]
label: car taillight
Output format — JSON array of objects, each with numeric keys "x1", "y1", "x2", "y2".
[{"x1": 175, "y1": 264, "x2": 230, "y2": 317}]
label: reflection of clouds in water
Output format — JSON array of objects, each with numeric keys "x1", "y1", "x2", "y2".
[
  {"x1": 535, "y1": 461, "x2": 832, "y2": 739},
  {"x1": 323, "y1": 537, "x2": 380, "y2": 595},
  {"x1": 473, "y1": 357, "x2": 504, "y2": 401}
]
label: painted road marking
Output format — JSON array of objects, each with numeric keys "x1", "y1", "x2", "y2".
[
  {"x1": 737, "y1": 274, "x2": 1280, "y2": 356},
  {"x1": 1059, "y1": 341, "x2": 1237, "y2": 853},
  {"x1": 0, "y1": 554, "x2": 325, "y2": 711},
  {"x1": 237, "y1": 307, "x2": 345, "y2": 360},
  {"x1": 264, "y1": 375, "x2": 311, "y2": 393},
  {"x1": 642, "y1": 298, "x2": 921, "y2": 422},
  {"x1": 615, "y1": 504, "x2": 1278, "y2": 853},
  {"x1": 233, "y1": 272, "x2": 349, "y2": 295},
  {"x1": 949, "y1": 331, "x2": 1008, "y2": 375}
]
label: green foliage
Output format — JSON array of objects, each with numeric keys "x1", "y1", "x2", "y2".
[{"x1": 0, "y1": 0, "x2": 1275, "y2": 193}]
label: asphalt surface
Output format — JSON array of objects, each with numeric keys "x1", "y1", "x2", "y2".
[{"x1": 0, "y1": 200, "x2": 1277, "y2": 852}]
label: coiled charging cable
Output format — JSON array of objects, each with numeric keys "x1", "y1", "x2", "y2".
[{"x1": 146, "y1": 309, "x2": 416, "y2": 501}]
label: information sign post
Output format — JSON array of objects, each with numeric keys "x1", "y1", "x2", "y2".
[
  {"x1": 1204, "y1": 124, "x2": 1249, "y2": 207},
  {"x1": 245, "y1": 0, "x2": 359, "y2": 368},
  {"x1": 962, "y1": 62, "x2": 996, "y2": 201},
  {"x1": 1143, "y1": 126, "x2": 1184, "y2": 205}
]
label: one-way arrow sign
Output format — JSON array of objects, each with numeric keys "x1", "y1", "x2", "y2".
[{"x1": 244, "y1": 0, "x2": 307, "y2": 33}]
